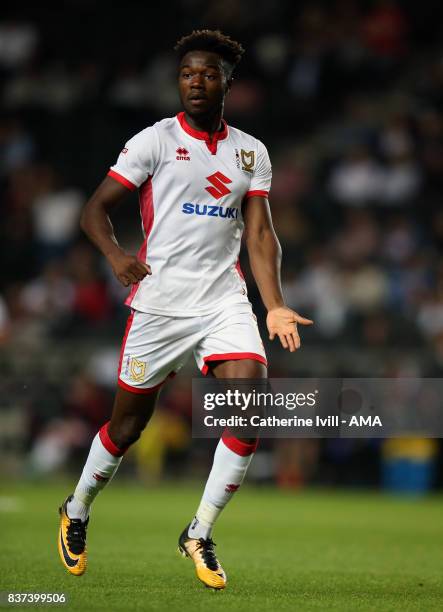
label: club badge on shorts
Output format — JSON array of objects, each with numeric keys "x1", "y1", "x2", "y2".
[{"x1": 129, "y1": 357, "x2": 147, "y2": 382}]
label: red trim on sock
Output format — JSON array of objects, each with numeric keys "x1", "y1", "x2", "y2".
[
  {"x1": 221, "y1": 430, "x2": 258, "y2": 456},
  {"x1": 99, "y1": 422, "x2": 127, "y2": 457}
]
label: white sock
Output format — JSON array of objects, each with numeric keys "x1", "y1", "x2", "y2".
[
  {"x1": 66, "y1": 423, "x2": 125, "y2": 521},
  {"x1": 188, "y1": 434, "x2": 257, "y2": 540}
]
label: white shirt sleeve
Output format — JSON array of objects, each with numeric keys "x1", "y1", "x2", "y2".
[
  {"x1": 246, "y1": 140, "x2": 272, "y2": 198},
  {"x1": 108, "y1": 126, "x2": 159, "y2": 190}
]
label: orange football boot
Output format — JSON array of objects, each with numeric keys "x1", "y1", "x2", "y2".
[
  {"x1": 178, "y1": 524, "x2": 227, "y2": 589},
  {"x1": 58, "y1": 495, "x2": 88, "y2": 576}
]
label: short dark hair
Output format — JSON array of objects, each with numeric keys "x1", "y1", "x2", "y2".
[{"x1": 174, "y1": 29, "x2": 244, "y2": 76}]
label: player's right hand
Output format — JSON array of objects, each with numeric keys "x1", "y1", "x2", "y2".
[{"x1": 108, "y1": 251, "x2": 151, "y2": 287}]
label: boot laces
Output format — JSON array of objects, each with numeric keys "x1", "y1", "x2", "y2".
[
  {"x1": 66, "y1": 517, "x2": 88, "y2": 555},
  {"x1": 196, "y1": 538, "x2": 219, "y2": 571}
]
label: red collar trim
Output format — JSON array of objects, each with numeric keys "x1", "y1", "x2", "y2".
[{"x1": 176, "y1": 112, "x2": 228, "y2": 154}]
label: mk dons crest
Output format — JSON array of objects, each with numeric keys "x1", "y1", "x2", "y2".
[
  {"x1": 241, "y1": 149, "x2": 255, "y2": 172},
  {"x1": 129, "y1": 357, "x2": 147, "y2": 382}
]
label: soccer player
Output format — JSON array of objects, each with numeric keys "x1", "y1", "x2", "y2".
[{"x1": 58, "y1": 30, "x2": 312, "y2": 589}]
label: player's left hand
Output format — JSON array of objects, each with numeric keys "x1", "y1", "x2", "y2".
[{"x1": 267, "y1": 306, "x2": 313, "y2": 352}]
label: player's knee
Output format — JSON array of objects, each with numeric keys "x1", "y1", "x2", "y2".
[
  {"x1": 108, "y1": 421, "x2": 145, "y2": 449},
  {"x1": 118, "y1": 430, "x2": 141, "y2": 448}
]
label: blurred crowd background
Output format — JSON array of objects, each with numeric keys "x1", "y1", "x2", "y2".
[{"x1": 1, "y1": 0, "x2": 442, "y2": 493}]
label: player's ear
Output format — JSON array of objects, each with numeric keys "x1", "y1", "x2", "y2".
[{"x1": 225, "y1": 77, "x2": 233, "y2": 95}]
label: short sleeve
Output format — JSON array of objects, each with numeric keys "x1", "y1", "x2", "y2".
[
  {"x1": 245, "y1": 140, "x2": 272, "y2": 199},
  {"x1": 108, "y1": 126, "x2": 159, "y2": 191}
]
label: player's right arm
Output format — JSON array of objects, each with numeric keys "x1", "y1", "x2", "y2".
[
  {"x1": 80, "y1": 177, "x2": 151, "y2": 287},
  {"x1": 81, "y1": 126, "x2": 158, "y2": 287}
]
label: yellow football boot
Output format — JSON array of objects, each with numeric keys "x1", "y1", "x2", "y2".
[
  {"x1": 58, "y1": 495, "x2": 88, "y2": 576},
  {"x1": 178, "y1": 525, "x2": 227, "y2": 590}
]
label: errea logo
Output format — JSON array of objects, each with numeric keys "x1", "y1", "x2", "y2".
[{"x1": 176, "y1": 147, "x2": 190, "y2": 161}]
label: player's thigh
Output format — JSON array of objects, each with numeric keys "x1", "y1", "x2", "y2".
[
  {"x1": 211, "y1": 358, "x2": 267, "y2": 378},
  {"x1": 195, "y1": 305, "x2": 267, "y2": 443},
  {"x1": 210, "y1": 360, "x2": 265, "y2": 444}
]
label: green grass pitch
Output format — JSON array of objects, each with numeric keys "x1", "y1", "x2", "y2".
[{"x1": 1, "y1": 481, "x2": 442, "y2": 611}]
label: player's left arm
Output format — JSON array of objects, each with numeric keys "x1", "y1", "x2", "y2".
[{"x1": 243, "y1": 196, "x2": 313, "y2": 352}]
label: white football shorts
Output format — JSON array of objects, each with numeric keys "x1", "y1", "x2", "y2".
[{"x1": 118, "y1": 302, "x2": 267, "y2": 394}]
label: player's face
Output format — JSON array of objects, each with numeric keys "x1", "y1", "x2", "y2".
[{"x1": 178, "y1": 51, "x2": 229, "y2": 117}]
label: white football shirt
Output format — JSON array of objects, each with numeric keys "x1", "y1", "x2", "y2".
[{"x1": 108, "y1": 112, "x2": 272, "y2": 316}]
